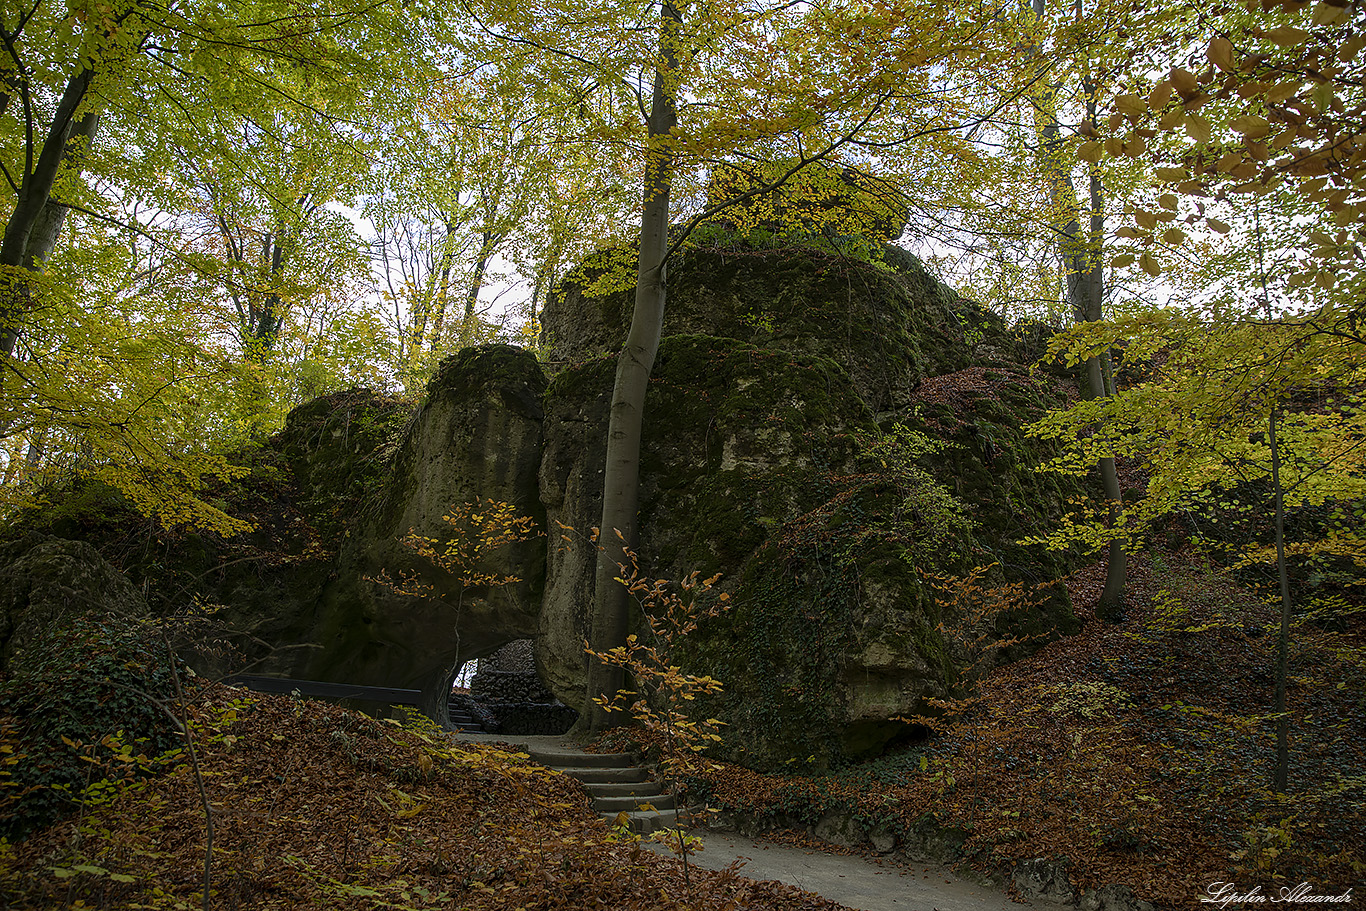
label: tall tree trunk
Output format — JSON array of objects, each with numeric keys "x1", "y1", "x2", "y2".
[
  {"x1": 460, "y1": 229, "x2": 504, "y2": 341},
  {"x1": 1269, "y1": 403, "x2": 1293, "y2": 792},
  {"x1": 1082, "y1": 138, "x2": 1127, "y2": 619},
  {"x1": 0, "y1": 67, "x2": 96, "y2": 362},
  {"x1": 1030, "y1": 0, "x2": 1126, "y2": 619},
  {"x1": 1252, "y1": 196, "x2": 1294, "y2": 793},
  {"x1": 427, "y1": 211, "x2": 460, "y2": 354},
  {"x1": 0, "y1": 107, "x2": 100, "y2": 444},
  {"x1": 583, "y1": 0, "x2": 681, "y2": 734}
]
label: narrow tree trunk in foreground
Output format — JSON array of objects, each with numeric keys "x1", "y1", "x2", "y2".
[
  {"x1": 584, "y1": 1, "x2": 680, "y2": 734},
  {"x1": 1082, "y1": 157, "x2": 1126, "y2": 620},
  {"x1": 1269, "y1": 404, "x2": 1293, "y2": 793}
]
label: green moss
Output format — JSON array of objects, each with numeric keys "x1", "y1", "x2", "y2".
[
  {"x1": 426, "y1": 344, "x2": 548, "y2": 416},
  {"x1": 544, "y1": 242, "x2": 1016, "y2": 414}
]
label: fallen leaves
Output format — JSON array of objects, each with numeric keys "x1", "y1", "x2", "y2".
[
  {"x1": 0, "y1": 689, "x2": 851, "y2": 911},
  {"x1": 682, "y1": 550, "x2": 1364, "y2": 906}
]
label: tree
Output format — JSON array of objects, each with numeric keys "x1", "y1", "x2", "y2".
[
  {"x1": 1020, "y1": 0, "x2": 1131, "y2": 618},
  {"x1": 360, "y1": 61, "x2": 601, "y2": 391},
  {"x1": 467, "y1": 0, "x2": 1039, "y2": 731},
  {"x1": 1030, "y1": 0, "x2": 1366, "y2": 791},
  {"x1": 0, "y1": 0, "x2": 424, "y2": 527}
]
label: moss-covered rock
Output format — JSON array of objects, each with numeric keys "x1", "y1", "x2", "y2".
[
  {"x1": 541, "y1": 244, "x2": 1010, "y2": 415},
  {"x1": 3, "y1": 237, "x2": 1085, "y2": 771},
  {"x1": 536, "y1": 245, "x2": 1084, "y2": 770},
  {"x1": 3, "y1": 351, "x2": 548, "y2": 728},
  {"x1": 0, "y1": 534, "x2": 150, "y2": 674},
  {"x1": 313, "y1": 344, "x2": 548, "y2": 724}
]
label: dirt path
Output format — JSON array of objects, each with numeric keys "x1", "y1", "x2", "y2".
[{"x1": 642, "y1": 830, "x2": 1031, "y2": 911}]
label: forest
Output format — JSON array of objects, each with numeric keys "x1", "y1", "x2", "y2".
[{"x1": 0, "y1": 0, "x2": 1362, "y2": 907}]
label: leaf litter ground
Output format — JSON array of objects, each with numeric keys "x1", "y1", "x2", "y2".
[
  {"x1": 1, "y1": 688, "x2": 848, "y2": 910},
  {"x1": 677, "y1": 549, "x2": 1364, "y2": 907}
]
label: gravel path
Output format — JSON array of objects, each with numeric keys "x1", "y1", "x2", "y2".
[{"x1": 643, "y1": 829, "x2": 1032, "y2": 911}]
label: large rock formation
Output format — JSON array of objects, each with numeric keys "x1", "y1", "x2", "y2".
[
  {"x1": 0, "y1": 535, "x2": 149, "y2": 674},
  {"x1": 323, "y1": 346, "x2": 547, "y2": 723},
  {"x1": 3, "y1": 238, "x2": 1084, "y2": 770},
  {"x1": 6, "y1": 350, "x2": 547, "y2": 727},
  {"x1": 534, "y1": 241, "x2": 1082, "y2": 768}
]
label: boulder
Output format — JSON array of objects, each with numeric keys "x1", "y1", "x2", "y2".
[
  {"x1": 98, "y1": 349, "x2": 549, "y2": 727},
  {"x1": 536, "y1": 243, "x2": 1081, "y2": 769},
  {"x1": 2, "y1": 239, "x2": 1083, "y2": 768},
  {"x1": 0, "y1": 534, "x2": 149, "y2": 674},
  {"x1": 1013, "y1": 857, "x2": 1077, "y2": 906},
  {"x1": 297, "y1": 345, "x2": 548, "y2": 724}
]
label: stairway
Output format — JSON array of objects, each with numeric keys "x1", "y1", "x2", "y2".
[
  {"x1": 446, "y1": 701, "x2": 485, "y2": 733},
  {"x1": 527, "y1": 748, "x2": 678, "y2": 835}
]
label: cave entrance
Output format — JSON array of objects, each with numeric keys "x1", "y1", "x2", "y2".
[{"x1": 446, "y1": 639, "x2": 577, "y2": 736}]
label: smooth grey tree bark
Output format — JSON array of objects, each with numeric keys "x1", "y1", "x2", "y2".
[
  {"x1": 583, "y1": 0, "x2": 681, "y2": 734},
  {"x1": 0, "y1": 66, "x2": 97, "y2": 363}
]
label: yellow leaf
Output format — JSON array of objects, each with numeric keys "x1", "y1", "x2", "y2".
[
  {"x1": 1115, "y1": 93, "x2": 1146, "y2": 116},
  {"x1": 1148, "y1": 81, "x2": 1174, "y2": 110},
  {"x1": 1230, "y1": 115, "x2": 1270, "y2": 139},
  {"x1": 1185, "y1": 114, "x2": 1212, "y2": 143},
  {"x1": 1158, "y1": 108, "x2": 1186, "y2": 131},
  {"x1": 1206, "y1": 218, "x2": 1231, "y2": 234},
  {"x1": 1155, "y1": 166, "x2": 1188, "y2": 181},
  {"x1": 1267, "y1": 25, "x2": 1309, "y2": 45},
  {"x1": 1158, "y1": 193, "x2": 1178, "y2": 210},
  {"x1": 1077, "y1": 141, "x2": 1104, "y2": 163},
  {"x1": 1170, "y1": 67, "x2": 1199, "y2": 96},
  {"x1": 1139, "y1": 253, "x2": 1162, "y2": 277},
  {"x1": 1264, "y1": 82, "x2": 1300, "y2": 105},
  {"x1": 1162, "y1": 228, "x2": 1186, "y2": 245},
  {"x1": 1216, "y1": 151, "x2": 1245, "y2": 173},
  {"x1": 1134, "y1": 209, "x2": 1159, "y2": 230},
  {"x1": 1311, "y1": 1, "x2": 1346, "y2": 24},
  {"x1": 1208, "y1": 36, "x2": 1235, "y2": 72},
  {"x1": 1111, "y1": 253, "x2": 1136, "y2": 268}
]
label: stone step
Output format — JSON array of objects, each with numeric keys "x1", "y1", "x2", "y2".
[
  {"x1": 593, "y1": 793, "x2": 676, "y2": 813},
  {"x1": 602, "y1": 807, "x2": 679, "y2": 835},
  {"x1": 585, "y1": 780, "x2": 664, "y2": 798},
  {"x1": 528, "y1": 750, "x2": 637, "y2": 769},
  {"x1": 553, "y1": 766, "x2": 648, "y2": 785}
]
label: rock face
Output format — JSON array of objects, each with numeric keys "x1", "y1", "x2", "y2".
[
  {"x1": 318, "y1": 346, "x2": 547, "y2": 724},
  {"x1": 4, "y1": 240, "x2": 1083, "y2": 771},
  {"x1": 15, "y1": 349, "x2": 549, "y2": 728},
  {"x1": 0, "y1": 535, "x2": 149, "y2": 674},
  {"x1": 535, "y1": 242, "x2": 1082, "y2": 769}
]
